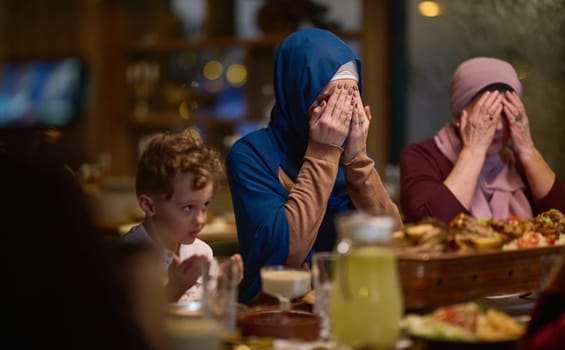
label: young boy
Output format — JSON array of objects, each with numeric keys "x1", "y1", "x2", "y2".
[{"x1": 122, "y1": 128, "x2": 242, "y2": 303}]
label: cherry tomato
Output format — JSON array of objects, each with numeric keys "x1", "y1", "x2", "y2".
[
  {"x1": 517, "y1": 232, "x2": 540, "y2": 248},
  {"x1": 507, "y1": 215, "x2": 521, "y2": 225},
  {"x1": 434, "y1": 305, "x2": 477, "y2": 330}
]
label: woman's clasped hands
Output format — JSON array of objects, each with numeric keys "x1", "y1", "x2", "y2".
[
  {"x1": 309, "y1": 82, "x2": 371, "y2": 161},
  {"x1": 343, "y1": 88, "x2": 371, "y2": 161},
  {"x1": 457, "y1": 89, "x2": 536, "y2": 158}
]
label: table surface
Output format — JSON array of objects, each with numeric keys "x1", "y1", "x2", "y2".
[{"x1": 219, "y1": 291, "x2": 536, "y2": 350}]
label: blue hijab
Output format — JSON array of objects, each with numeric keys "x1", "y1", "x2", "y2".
[{"x1": 226, "y1": 28, "x2": 362, "y2": 303}]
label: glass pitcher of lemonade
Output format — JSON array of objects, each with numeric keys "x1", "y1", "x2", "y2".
[{"x1": 330, "y1": 211, "x2": 403, "y2": 349}]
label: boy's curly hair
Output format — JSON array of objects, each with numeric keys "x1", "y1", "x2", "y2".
[{"x1": 136, "y1": 129, "x2": 225, "y2": 199}]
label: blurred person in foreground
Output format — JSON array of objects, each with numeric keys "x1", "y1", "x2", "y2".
[
  {"x1": 0, "y1": 134, "x2": 154, "y2": 349},
  {"x1": 400, "y1": 57, "x2": 565, "y2": 224},
  {"x1": 106, "y1": 241, "x2": 167, "y2": 349},
  {"x1": 225, "y1": 28, "x2": 402, "y2": 304},
  {"x1": 121, "y1": 129, "x2": 242, "y2": 303},
  {"x1": 520, "y1": 254, "x2": 565, "y2": 350}
]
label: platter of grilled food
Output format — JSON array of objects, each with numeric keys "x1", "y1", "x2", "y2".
[
  {"x1": 393, "y1": 209, "x2": 565, "y2": 309},
  {"x1": 400, "y1": 302, "x2": 527, "y2": 350}
]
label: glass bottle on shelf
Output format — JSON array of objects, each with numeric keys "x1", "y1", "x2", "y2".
[{"x1": 126, "y1": 61, "x2": 160, "y2": 121}]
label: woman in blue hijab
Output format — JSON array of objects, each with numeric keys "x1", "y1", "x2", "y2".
[{"x1": 226, "y1": 28, "x2": 402, "y2": 304}]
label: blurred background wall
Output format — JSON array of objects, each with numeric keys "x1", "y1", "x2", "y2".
[{"x1": 1, "y1": 0, "x2": 563, "y2": 226}]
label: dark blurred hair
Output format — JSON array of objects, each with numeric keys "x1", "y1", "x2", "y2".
[{"x1": 472, "y1": 82, "x2": 515, "y2": 102}]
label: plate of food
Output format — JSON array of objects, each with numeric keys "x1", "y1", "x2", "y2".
[{"x1": 400, "y1": 302, "x2": 527, "y2": 350}]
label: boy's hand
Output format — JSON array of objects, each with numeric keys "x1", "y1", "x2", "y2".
[
  {"x1": 166, "y1": 254, "x2": 209, "y2": 301},
  {"x1": 229, "y1": 254, "x2": 244, "y2": 284},
  {"x1": 217, "y1": 254, "x2": 244, "y2": 290}
]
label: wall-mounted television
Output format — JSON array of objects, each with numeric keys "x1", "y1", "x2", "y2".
[{"x1": 0, "y1": 57, "x2": 87, "y2": 129}]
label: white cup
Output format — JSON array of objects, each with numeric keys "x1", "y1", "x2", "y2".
[{"x1": 166, "y1": 316, "x2": 222, "y2": 350}]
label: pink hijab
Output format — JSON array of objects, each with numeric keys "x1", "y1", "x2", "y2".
[
  {"x1": 434, "y1": 57, "x2": 533, "y2": 219},
  {"x1": 450, "y1": 57, "x2": 522, "y2": 118}
]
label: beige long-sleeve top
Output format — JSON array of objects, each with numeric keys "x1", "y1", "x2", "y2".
[{"x1": 281, "y1": 141, "x2": 402, "y2": 266}]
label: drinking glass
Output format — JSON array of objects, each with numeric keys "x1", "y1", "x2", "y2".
[
  {"x1": 203, "y1": 256, "x2": 242, "y2": 334},
  {"x1": 166, "y1": 257, "x2": 223, "y2": 350},
  {"x1": 312, "y1": 252, "x2": 337, "y2": 340},
  {"x1": 260, "y1": 265, "x2": 311, "y2": 312}
]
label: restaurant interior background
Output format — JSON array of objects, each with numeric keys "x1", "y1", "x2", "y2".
[{"x1": 1, "y1": 0, "x2": 563, "y2": 234}]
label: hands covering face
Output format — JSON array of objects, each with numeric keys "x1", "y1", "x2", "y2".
[
  {"x1": 309, "y1": 81, "x2": 371, "y2": 161},
  {"x1": 458, "y1": 91, "x2": 503, "y2": 154},
  {"x1": 501, "y1": 91, "x2": 535, "y2": 156},
  {"x1": 344, "y1": 89, "x2": 371, "y2": 161},
  {"x1": 457, "y1": 90, "x2": 534, "y2": 156}
]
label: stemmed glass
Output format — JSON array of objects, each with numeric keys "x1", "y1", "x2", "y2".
[{"x1": 260, "y1": 265, "x2": 311, "y2": 312}]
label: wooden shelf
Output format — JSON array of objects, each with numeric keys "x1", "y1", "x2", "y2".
[
  {"x1": 128, "y1": 110, "x2": 244, "y2": 130},
  {"x1": 127, "y1": 31, "x2": 361, "y2": 55}
]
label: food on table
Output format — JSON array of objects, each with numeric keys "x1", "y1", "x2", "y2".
[
  {"x1": 400, "y1": 302, "x2": 526, "y2": 342},
  {"x1": 301, "y1": 290, "x2": 315, "y2": 305},
  {"x1": 476, "y1": 308, "x2": 526, "y2": 342},
  {"x1": 394, "y1": 209, "x2": 565, "y2": 253},
  {"x1": 502, "y1": 209, "x2": 565, "y2": 249},
  {"x1": 450, "y1": 213, "x2": 504, "y2": 250},
  {"x1": 393, "y1": 218, "x2": 451, "y2": 253},
  {"x1": 502, "y1": 231, "x2": 565, "y2": 250},
  {"x1": 489, "y1": 215, "x2": 525, "y2": 239}
]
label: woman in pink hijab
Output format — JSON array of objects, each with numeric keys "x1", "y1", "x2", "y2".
[{"x1": 399, "y1": 57, "x2": 565, "y2": 224}]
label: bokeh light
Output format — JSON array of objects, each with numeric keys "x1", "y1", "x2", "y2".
[
  {"x1": 179, "y1": 100, "x2": 190, "y2": 119},
  {"x1": 419, "y1": 1, "x2": 442, "y2": 17},
  {"x1": 202, "y1": 60, "x2": 223, "y2": 80},
  {"x1": 226, "y1": 63, "x2": 247, "y2": 86}
]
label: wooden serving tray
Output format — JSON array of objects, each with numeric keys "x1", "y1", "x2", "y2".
[{"x1": 396, "y1": 245, "x2": 565, "y2": 310}]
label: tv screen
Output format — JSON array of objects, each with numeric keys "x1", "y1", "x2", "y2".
[{"x1": 0, "y1": 57, "x2": 86, "y2": 129}]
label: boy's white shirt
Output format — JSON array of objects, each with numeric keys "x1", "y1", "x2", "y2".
[
  {"x1": 177, "y1": 239, "x2": 218, "y2": 303},
  {"x1": 121, "y1": 223, "x2": 218, "y2": 303}
]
